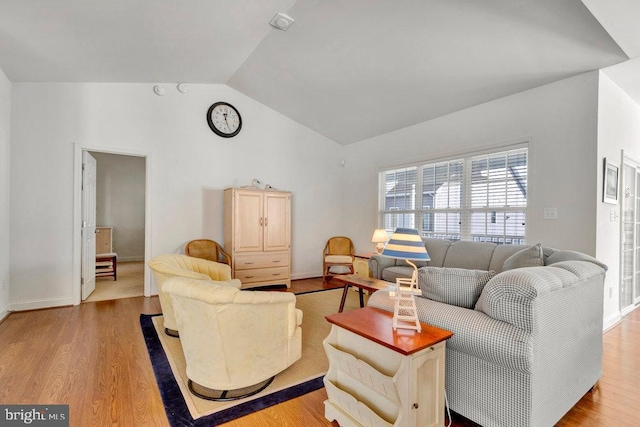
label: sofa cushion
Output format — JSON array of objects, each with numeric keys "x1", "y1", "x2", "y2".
[
  {"x1": 488, "y1": 244, "x2": 528, "y2": 273},
  {"x1": 442, "y1": 241, "x2": 497, "y2": 271},
  {"x1": 502, "y1": 243, "x2": 543, "y2": 271},
  {"x1": 393, "y1": 258, "x2": 428, "y2": 268},
  {"x1": 381, "y1": 266, "x2": 414, "y2": 282},
  {"x1": 419, "y1": 267, "x2": 496, "y2": 308},
  {"x1": 423, "y1": 238, "x2": 452, "y2": 267}
]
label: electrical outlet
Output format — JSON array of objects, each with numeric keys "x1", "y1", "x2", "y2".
[
  {"x1": 609, "y1": 287, "x2": 613, "y2": 298},
  {"x1": 543, "y1": 208, "x2": 558, "y2": 220}
]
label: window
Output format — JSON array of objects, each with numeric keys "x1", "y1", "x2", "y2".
[{"x1": 379, "y1": 146, "x2": 528, "y2": 244}]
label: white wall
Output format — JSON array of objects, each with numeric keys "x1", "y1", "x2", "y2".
[
  {"x1": 10, "y1": 83, "x2": 344, "y2": 310},
  {"x1": 91, "y1": 151, "x2": 145, "y2": 261},
  {"x1": 342, "y1": 72, "x2": 600, "y2": 259},
  {"x1": 0, "y1": 67, "x2": 10, "y2": 319},
  {"x1": 596, "y1": 72, "x2": 640, "y2": 329}
]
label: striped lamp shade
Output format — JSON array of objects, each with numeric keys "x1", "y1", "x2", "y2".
[{"x1": 381, "y1": 228, "x2": 430, "y2": 261}]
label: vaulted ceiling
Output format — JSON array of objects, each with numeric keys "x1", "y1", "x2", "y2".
[{"x1": 1, "y1": 0, "x2": 638, "y2": 145}]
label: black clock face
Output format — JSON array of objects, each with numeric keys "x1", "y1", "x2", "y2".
[{"x1": 207, "y1": 102, "x2": 242, "y2": 137}]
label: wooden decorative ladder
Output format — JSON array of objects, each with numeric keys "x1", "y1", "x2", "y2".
[{"x1": 391, "y1": 277, "x2": 422, "y2": 332}]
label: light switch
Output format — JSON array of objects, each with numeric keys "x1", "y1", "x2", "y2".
[
  {"x1": 610, "y1": 210, "x2": 619, "y2": 222},
  {"x1": 543, "y1": 208, "x2": 558, "y2": 220}
]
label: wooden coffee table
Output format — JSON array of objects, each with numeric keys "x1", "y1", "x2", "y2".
[{"x1": 332, "y1": 274, "x2": 391, "y2": 312}]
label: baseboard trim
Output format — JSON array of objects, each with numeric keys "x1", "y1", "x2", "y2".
[
  {"x1": 603, "y1": 312, "x2": 622, "y2": 332},
  {"x1": 0, "y1": 307, "x2": 9, "y2": 324},
  {"x1": 9, "y1": 296, "x2": 74, "y2": 312},
  {"x1": 290, "y1": 272, "x2": 321, "y2": 281},
  {"x1": 118, "y1": 256, "x2": 145, "y2": 262}
]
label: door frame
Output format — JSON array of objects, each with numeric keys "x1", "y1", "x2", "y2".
[{"x1": 72, "y1": 143, "x2": 152, "y2": 305}]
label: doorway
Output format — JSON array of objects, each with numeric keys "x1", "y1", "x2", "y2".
[
  {"x1": 73, "y1": 145, "x2": 151, "y2": 305},
  {"x1": 620, "y1": 153, "x2": 640, "y2": 316},
  {"x1": 86, "y1": 151, "x2": 146, "y2": 302}
]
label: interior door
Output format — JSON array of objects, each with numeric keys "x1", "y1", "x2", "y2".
[{"x1": 81, "y1": 151, "x2": 97, "y2": 300}]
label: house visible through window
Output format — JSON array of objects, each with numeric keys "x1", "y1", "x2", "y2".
[{"x1": 379, "y1": 145, "x2": 528, "y2": 244}]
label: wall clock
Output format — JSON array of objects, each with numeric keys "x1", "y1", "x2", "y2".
[{"x1": 207, "y1": 102, "x2": 242, "y2": 138}]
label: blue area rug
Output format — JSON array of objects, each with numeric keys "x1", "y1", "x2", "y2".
[{"x1": 140, "y1": 313, "x2": 324, "y2": 426}]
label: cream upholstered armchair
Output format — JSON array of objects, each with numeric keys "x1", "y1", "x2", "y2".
[
  {"x1": 164, "y1": 277, "x2": 303, "y2": 400},
  {"x1": 148, "y1": 254, "x2": 241, "y2": 337}
]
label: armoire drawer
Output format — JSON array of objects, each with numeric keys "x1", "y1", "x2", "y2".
[
  {"x1": 234, "y1": 253, "x2": 289, "y2": 270},
  {"x1": 234, "y1": 266, "x2": 289, "y2": 284}
]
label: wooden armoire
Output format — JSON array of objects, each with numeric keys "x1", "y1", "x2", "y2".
[{"x1": 223, "y1": 188, "x2": 291, "y2": 288}]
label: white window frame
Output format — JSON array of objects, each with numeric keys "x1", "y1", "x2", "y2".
[{"x1": 378, "y1": 144, "x2": 528, "y2": 244}]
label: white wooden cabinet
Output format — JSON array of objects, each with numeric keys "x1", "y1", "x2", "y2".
[
  {"x1": 224, "y1": 188, "x2": 291, "y2": 288},
  {"x1": 323, "y1": 307, "x2": 452, "y2": 427},
  {"x1": 354, "y1": 254, "x2": 372, "y2": 278},
  {"x1": 96, "y1": 227, "x2": 113, "y2": 254}
]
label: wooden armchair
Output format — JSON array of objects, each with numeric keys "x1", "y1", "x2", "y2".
[
  {"x1": 185, "y1": 239, "x2": 231, "y2": 266},
  {"x1": 322, "y1": 236, "x2": 355, "y2": 283}
]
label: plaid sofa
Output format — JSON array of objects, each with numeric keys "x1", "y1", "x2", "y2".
[{"x1": 368, "y1": 239, "x2": 607, "y2": 427}]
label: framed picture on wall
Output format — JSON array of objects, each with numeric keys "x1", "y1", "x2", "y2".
[{"x1": 603, "y1": 158, "x2": 619, "y2": 204}]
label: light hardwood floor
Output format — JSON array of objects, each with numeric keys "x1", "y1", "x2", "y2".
[{"x1": 0, "y1": 278, "x2": 638, "y2": 427}]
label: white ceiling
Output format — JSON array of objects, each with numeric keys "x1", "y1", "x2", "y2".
[{"x1": 0, "y1": 0, "x2": 638, "y2": 145}]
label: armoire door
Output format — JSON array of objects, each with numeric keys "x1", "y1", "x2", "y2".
[
  {"x1": 234, "y1": 190, "x2": 264, "y2": 252},
  {"x1": 264, "y1": 192, "x2": 291, "y2": 251}
]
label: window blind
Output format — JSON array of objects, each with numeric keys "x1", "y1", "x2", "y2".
[{"x1": 378, "y1": 146, "x2": 528, "y2": 244}]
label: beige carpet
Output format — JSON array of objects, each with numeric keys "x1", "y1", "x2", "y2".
[
  {"x1": 86, "y1": 261, "x2": 144, "y2": 302},
  {"x1": 151, "y1": 288, "x2": 365, "y2": 420}
]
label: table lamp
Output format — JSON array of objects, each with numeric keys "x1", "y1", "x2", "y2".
[
  {"x1": 371, "y1": 229, "x2": 389, "y2": 253},
  {"x1": 381, "y1": 228, "x2": 430, "y2": 332}
]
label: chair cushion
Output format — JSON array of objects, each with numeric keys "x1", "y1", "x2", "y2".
[
  {"x1": 325, "y1": 255, "x2": 353, "y2": 263},
  {"x1": 502, "y1": 243, "x2": 543, "y2": 271},
  {"x1": 419, "y1": 267, "x2": 496, "y2": 308}
]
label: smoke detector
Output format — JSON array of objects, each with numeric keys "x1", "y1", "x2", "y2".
[{"x1": 269, "y1": 13, "x2": 294, "y2": 31}]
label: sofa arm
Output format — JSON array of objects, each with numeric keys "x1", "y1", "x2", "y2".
[
  {"x1": 475, "y1": 261, "x2": 606, "y2": 332},
  {"x1": 368, "y1": 254, "x2": 396, "y2": 279}
]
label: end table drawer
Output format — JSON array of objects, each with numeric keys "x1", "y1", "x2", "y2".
[
  {"x1": 234, "y1": 266, "x2": 289, "y2": 284},
  {"x1": 234, "y1": 253, "x2": 289, "y2": 270}
]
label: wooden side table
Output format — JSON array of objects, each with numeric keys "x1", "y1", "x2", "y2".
[{"x1": 323, "y1": 307, "x2": 453, "y2": 427}]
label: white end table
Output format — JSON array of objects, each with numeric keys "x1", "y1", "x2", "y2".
[{"x1": 323, "y1": 307, "x2": 453, "y2": 427}]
